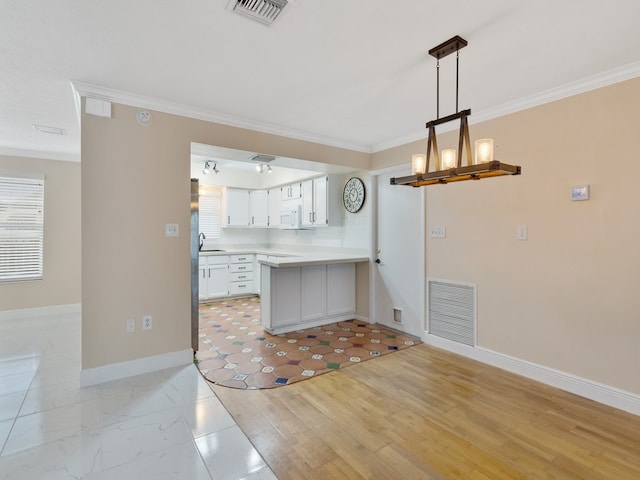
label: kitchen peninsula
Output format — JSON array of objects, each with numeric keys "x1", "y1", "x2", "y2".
[
  {"x1": 259, "y1": 252, "x2": 368, "y2": 334},
  {"x1": 199, "y1": 248, "x2": 368, "y2": 334}
]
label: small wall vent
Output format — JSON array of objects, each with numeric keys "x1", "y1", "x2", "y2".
[
  {"x1": 228, "y1": 0, "x2": 289, "y2": 25},
  {"x1": 428, "y1": 279, "x2": 476, "y2": 346}
]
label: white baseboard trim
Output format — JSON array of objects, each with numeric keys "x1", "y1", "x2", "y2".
[
  {"x1": 424, "y1": 333, "x2": 640, "y2": 417},
  {"x1": 0, "y1": 303, "x2": 81, "y2": 321},
  {"x1": 80, "y1": 349, "x2": 193, "y2": 387}
]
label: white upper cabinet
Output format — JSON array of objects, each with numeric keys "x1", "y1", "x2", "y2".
[
  {"x1": 301, "y1": 179, "x2": 314, "y2": 227},
  {"x1": 268, "y1": 188, "x2": 281, "y2": 227},
  {"x1": 226, "y1": 188, "x2": 250, "y2": 227},
  {"x1": 282, "y1": 182, "x2": 301, "y2": 200},
  {"x1": 313, "y1": 176, "x2": 328, "y2": 225},
  {"x1": 250, "y1": 190, "x2": 269, "y2": 227},
  {"x1": 225, "y1": 175, "x2": 341, "y2": 228},
  {"x1": 300, "y1": 176, "x2": 337, "y2": 227}
]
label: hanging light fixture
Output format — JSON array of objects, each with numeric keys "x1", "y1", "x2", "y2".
[{"x1": 391, "y1": 36, "x2": 521, "y2": 187}]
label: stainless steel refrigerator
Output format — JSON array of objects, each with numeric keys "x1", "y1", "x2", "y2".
[{"x1": 190, "y1": 178, "x2": 199, "y2": 353}]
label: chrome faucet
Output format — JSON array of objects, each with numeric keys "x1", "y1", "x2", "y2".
[{"x1": 198, "y1": 232, "x2": 206, "y2": 251}]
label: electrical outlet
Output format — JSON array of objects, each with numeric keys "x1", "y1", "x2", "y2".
[
  {"x1": 165, "y1": 223, "x2": 179, "y2": 237},
  {"x1": 142, "y1": 315, "x2": 152, "y2": 331},
  {"x1": 126, "y1": 318, "x2": 135, "y2": 333}
]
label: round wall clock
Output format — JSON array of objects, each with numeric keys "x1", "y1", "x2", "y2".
[{"x1": 343, "y1": 177, "x2": 366, "y2": 213}]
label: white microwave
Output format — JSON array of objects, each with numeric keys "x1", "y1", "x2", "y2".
[{"x1": 279, "y1": 205, "x2": 303, "y2": 229}]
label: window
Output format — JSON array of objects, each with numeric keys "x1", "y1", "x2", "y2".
[
  {"x1": 0, "y1": 175, "x2": 45, "y2": 282},
  {"x1": 199, "y1": 191, "x2": 221, "y2": 239}
]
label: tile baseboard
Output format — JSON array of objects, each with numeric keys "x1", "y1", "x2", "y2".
[{"x1": 0, "y1": 303, "x2": 81, "y2": 321}]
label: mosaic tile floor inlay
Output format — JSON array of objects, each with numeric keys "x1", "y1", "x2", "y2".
[{"x1": 196, "y1": 297, "x2": 421, "y2": 390}]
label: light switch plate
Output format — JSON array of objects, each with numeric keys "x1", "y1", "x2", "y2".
[
  {"x1": 165, "y1": 223, "x2": 179, "y2": 237},
  {"x1": 517, "y1": 225, "x2": 528, "y2": 240},
  {"x1": 429, "y1": 226, "x2": 446, "y2": 238},
  {"x1": 571, "y1": 185, "x2": 590, "y2": 201}
]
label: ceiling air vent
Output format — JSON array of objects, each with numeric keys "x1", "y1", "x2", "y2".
[
  {"x1": 32, "y1": 124, "x2": 66, "y2": 136},
  {"x1": 229, "y1": 0, "x2": 288, "y2": 25},
  {"x1": 250, "y1": 154, "x2": 277, "y2": 163}
]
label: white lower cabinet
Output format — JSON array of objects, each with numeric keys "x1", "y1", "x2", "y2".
[
  {"x1": 229, "y1": 254, "x2": 254, "y2": 296},
  {"x1": 267, "y1": 266, "x2": 301, "y2": 329},
  {"x1": 199, "y1": 255, "x2": 230, "y2": 300},
  {"x1": 301, "y1": 265, "x2": 326, "y2": 322},
  {"x1": 261, "y1": 262, "x2": 356, "y2": 334},
  {"x1": 327, "y1": 263, "x2": 356, "y2": 316},
  {"x1": 199, "y1": 253, "x2": 256, "y2": 300}
]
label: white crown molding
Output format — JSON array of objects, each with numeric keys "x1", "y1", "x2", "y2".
[
  {"x1": 424, "y1": 333, "x2": 640, "y2": 417},
  {"x1": 71, "y1": 81, "x2": 372, "y2": 154},
  {"x1": 0, "y1": 147, "x2": 80, "y2": 163},
  {"x1": 372, "y1": 60, "x2": 640, "y2": 153},
  {"x1": 71, "y1": 61, "x2": 640, "y2": 158}
]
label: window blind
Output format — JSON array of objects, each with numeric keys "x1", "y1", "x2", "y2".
[
  {"x1": 199, "y1": 192, "x2": 221, "y2": 239},
  {"x1": 0, "y1": 176, "x2": 45, "y2": 282}
]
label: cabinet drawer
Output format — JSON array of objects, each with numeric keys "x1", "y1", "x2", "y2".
[
  {"x1": 230, "y1": 281, "x2": 254, "y2": 295},
  {"x1": 230, "y1": 263, "x2": 252, "y2": 273},
  {"x1": 230, "y1": 254, "x2": 252, "y2": 264},
  {"x1": 230, "y1": 271, "x2": 253, "y2": 282},
  {"x1": 200, "y1": 255, "x2": 229, "y2": 266}
]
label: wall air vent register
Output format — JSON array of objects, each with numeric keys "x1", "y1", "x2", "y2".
[{"x1": 428, "y1": 279, "x2": 476, "y2": 347}]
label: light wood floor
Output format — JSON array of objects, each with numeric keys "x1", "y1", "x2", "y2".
[{"x1": 210, "y1": 344, "x2": 640, "y2": 479}]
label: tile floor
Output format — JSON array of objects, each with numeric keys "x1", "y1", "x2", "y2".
[
  {"x1": 0, "y1": 309, "x2": 276, "y2": 480},
  {"x1": 197, "y1": 297, "x2": 421, "y2": 389}
]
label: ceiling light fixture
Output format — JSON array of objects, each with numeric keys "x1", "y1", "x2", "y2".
[
  {"x1": 391, "y1": 36, "x2": 521, "y2": 187},
  {"x1": 202, "y1": 161, "x2": 219, "y2": 175}
]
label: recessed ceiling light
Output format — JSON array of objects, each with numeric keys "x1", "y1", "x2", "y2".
[{"x1": 33, "y1": 124, "x2": 66, "y2": 136}]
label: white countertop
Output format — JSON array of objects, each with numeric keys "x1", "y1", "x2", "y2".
[
  {"x1": 258, "y1": 253, "x2": 369, "y2": 268},
  {"x1": 199, "y1": 246, "x2": 369, "y2": 268}
]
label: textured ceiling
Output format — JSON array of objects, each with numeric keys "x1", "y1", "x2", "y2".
[{"x1": 1, "y1": 0, "x2": 640, "y2": 161}]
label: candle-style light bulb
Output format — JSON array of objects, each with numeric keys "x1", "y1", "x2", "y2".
[{"x1": 474, "y1": 138, "x2": 494, "y2": 164}]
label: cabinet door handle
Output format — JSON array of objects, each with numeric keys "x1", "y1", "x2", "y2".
[
  {"x1": 238, "y1": 266, "x2": 246, "y2": 270},
  {"x1": 208, "y1": 269, "x2": 211, "y2": 277},
  {"x1": 251, "y1": 216, "x2": 254, "y2": 225},
  {"x1": 238, "y1": 275, "x2": 246, "y2": 279}
]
